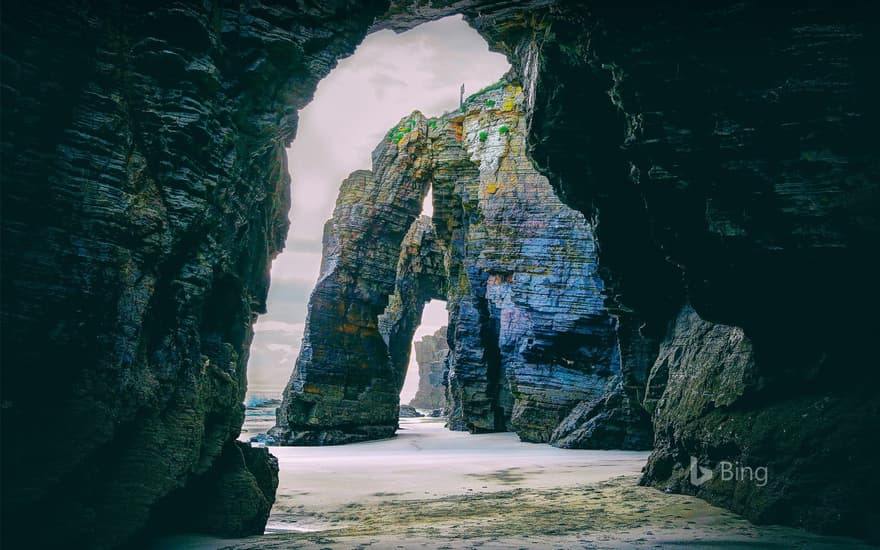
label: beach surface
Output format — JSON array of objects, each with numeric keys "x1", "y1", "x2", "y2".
[{"x1": 156, "y1": 418, "x2": 872, "y2": 549}]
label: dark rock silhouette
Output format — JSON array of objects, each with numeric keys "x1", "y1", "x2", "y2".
[{"x1": 2, "y1": 1, "x2": 878, "y2": 546}]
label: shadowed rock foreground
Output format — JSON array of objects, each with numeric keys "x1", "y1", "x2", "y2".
[{"x1": 2, "y1": 1, "x2": 878, "y2": 547}]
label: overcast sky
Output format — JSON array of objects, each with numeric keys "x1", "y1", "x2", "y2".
[{"x1": 248, "y1": 16, "x2": 510, "y2": 402}]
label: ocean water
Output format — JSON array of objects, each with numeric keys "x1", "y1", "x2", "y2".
[{"x1": 239, "y1": 389, "x2": 282, "y2": 442}]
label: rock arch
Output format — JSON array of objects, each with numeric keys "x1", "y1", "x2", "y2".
[
  {"x1": 3, "y1": 2, "x2": 878, "y2": 546},
  {"x1": 269, "y1": 86, "x2": 652, "y2": 447}
]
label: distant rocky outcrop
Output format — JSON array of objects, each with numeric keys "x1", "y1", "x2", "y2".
[
  {"x1": 399, "y1": 405, "x2": 424, "y2": 418},
  {"x1": 409, "y1": 327, "x2": 449, "y2": 411}
]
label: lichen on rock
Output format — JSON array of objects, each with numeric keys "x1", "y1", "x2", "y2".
[{"x1": 272, "y1": 83, "x2": 651, "y2": 449}]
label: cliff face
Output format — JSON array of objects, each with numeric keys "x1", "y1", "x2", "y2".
[
  {"x1": 3, "y1": 0, "x2": 878, "y2": 545},
  {"x1": 409, "y1": 327, "x2": 449, "y2": 410},
  {"x1": 273, "y1": 84, "x2": 651, "y2": 448},
  {"x1": 1, "y1": 1, "x2": 386, "y2": 547},
  {"x1": 440, "y1": 84, "x2": 650, "y2": 446},
  {"x1": 268, "y1": 132, "x2": 439, "y2": 444},
  {"x1": 475, "y1": 1, "x2": 879, "y2": 537}
]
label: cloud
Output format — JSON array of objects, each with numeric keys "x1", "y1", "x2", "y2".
[{"x1": 253, "y1": 321, "x2": 305, "y2": 335}]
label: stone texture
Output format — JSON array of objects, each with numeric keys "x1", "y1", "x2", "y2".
[
  {"x1": 1, "y1": 1, "x2": 385, "y2": 547},
  {"x1": 379, "y1": 217, "x2": 449, "y2": 411},
  {"x1": 4, "y1": 0, "x2": 879, "y2": 545},
  {"x1": 640, "y1": 305, "x2": 880, "y2": 537},
  {"x1": 409, "y1": 326, "x2": 450, "y2": 411},
  {"x1": 269, "y1": 116, "x2": 438, "y2": 445},
  {"x1": 492, "y1": 3, "x2": 874, "y2": 538},
  {"x1": 273, "y1": 84, "x2": 651, "y2": 448},
  {"x1": 493, "y1": 2, "x2": 880, "y2": 538},
  {"x1": 441, "y1": 84, "x2": 649, "y2": 446},
  {"x1": 145, "y1": 441, "x2": 279, "y2": 538}
]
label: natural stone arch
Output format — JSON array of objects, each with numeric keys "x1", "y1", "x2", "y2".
[
  {"x1": 4, "y1": 2, "x2": 878, "y2": 546},
  {"x1": 270, "y1": 85, "x2": 653, "y2": 448},
  {"x1": 268, "y1": 114, "x2": 441, "y2": 444},
  {"x1": 378, "y1": 217, "x2": 449, "y2": 407}
]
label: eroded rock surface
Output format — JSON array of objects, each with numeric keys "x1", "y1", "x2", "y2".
[
  {"x1": 440, "y1": 84, "x2": 649, "y2": 446},
  {"x1": 1, "y1": 1, "x2": 385, "y2": 547},
  {"x1": 4, "y1": 0, "x2": 878, "y2": 545},
  {"x1": 489, "y1": 2, "x2": 880, "y2": 538},
  {"x1": 409, "y1": 327, "x2": 450, "y2": 411},
  {"x1": 273, "y1": 84, "x2": 651, "y2": 448},
  {"x1": 269, "y1": 117, "x2": 436, "y2": 445}
]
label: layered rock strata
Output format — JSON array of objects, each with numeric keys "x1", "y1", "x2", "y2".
[
  {"x1": 268, "y1": 119, "x2": 437, "y2": 445},
  {"x1": 3, "y1": 0, "x2": 878, "y2": 545},
  {"x1": 409, "y1": 327, "x2": 450, "y2": 411},
  {"x1": 273, "y1": 84, "x2": 652, "y2": 448},
  {"x1": 1, "y1": 1, "x2": 387, "y2": 547},
  {"x1": 440, "y1": 84, "x2": 649, "y2": 445},
  {"x1": 479, "y1": 2, "x2": 880, "y2": 538}
]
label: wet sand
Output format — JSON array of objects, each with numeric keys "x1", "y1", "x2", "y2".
[{"x1": 157, "y1": 418, "x2": 873, "y2": 549}]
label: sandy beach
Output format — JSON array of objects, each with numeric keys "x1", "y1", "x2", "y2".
[{"x1": 156, "y1": 418, "x2": 873, "y2": 549}]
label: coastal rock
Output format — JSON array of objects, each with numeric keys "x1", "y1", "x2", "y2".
[
  {"x1": 399, "y1": 405, "x2": 425, "y2": 418},
  {"x1": 639, "y1": 305, "x2": 880, "y2": 536},
  {"x1": 146, "y1": 441, "x2": 279, "y2": 537},
  {"x1": 1, "y1": 1, "x2": 384, "y2": 547},
  {"x1": 4, "y1": 0, "x2": 878, "y2": 544},
  {"x1": 273, "y1": 84, "x2": 651, "y2": 448},
  {"x1": 442, "y1": 84, "x2": 647, "y2": 445},
  {"x1": 268, "y1": 116, "x2": 438, "y2": 445},
  {"x1": 490, "y1": 2, "x2": 880, "y2": 536},
  {"x1": 409, "y1": 327, "x2": 450, "y2": 411}
]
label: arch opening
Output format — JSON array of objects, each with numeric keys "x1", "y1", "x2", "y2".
[{"x1": 241, "y1": 15, "x2": 509, "y2": 442}]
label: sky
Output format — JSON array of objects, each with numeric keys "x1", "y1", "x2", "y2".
[{"x1": 247, "y1": 16, "x2": 510, "y2": 402}]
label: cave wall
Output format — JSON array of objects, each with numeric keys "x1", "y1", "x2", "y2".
[
  {"x1": 476, "y1": 0, "x2": 880, "y2": 538},
  {"x1": 1, "y1": 1, "x2": 388, "y2": 547},
  {"x1": 3, "y1": 0, "x2": 878, "y2": 545}
]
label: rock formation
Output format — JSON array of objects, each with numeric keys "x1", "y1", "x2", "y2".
[
  {"x1": 3, "y1": 1, "x2": 878, "y2": 546},
  {"x1": 272, "y1": 84, "x2": 652, "y2": 448},
  {"x1": 439, "y1": 84, "x2": 649, "y2": 446},
  {"x1": 409, "y1": 327, "x2": 449, "y2": 411},
  {"x1": 480, "y1": 2, "x2": 880, "y2": 538},
  {"x1": 398, "y1": 404, "x2": 425, "y2": 418},
  {"x1": 268, "y1": 135, "x2": 442, "y2": 444},
  {"x1": 1, "y1": 1, "x2": 387, "y2": 547}
]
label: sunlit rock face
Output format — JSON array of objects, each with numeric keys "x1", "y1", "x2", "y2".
[
  {"x1": 269, "y1": 117, "x2": 438, "y2": 445},
  {"x1": 440, "y1": 84, "x2": 650, "y2": 446},
  {"x1": 409, "y1": 326, "x2": 450, "y2": 410},
  {"x1": 273, "y1": 85, "x2": 652, "y2": 448}
]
